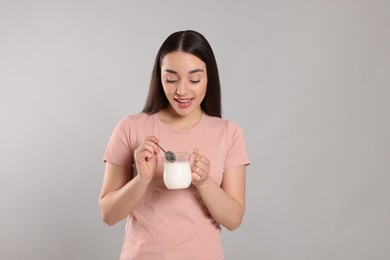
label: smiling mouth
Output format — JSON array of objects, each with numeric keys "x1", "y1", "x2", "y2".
[{"x1": 175, "y1": 98, "x2": 192, "y2": 103}]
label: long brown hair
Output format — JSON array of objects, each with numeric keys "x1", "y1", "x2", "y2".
[{"x1": 142, "y1": 30, "x2": 222, "y2": 118}]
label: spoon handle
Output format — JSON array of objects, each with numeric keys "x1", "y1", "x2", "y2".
[{"x1": 156, "y1": 143, "x2": 167, "y2": 153}]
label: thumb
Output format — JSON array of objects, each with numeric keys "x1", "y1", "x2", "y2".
[{"x1": 192, "y1": 148, "x2": 200, "y2": 156}]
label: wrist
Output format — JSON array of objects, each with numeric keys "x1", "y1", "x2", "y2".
[
  {"x1": 135, "y1": 174, "x2": 152, "y2": 187},
  {"x1": 195, "y1": 176, "x2": 212, "y2": 190}
]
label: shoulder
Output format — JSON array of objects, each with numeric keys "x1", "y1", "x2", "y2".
[
  {"x1": 203, "y1": 114, "x2": 243, "y2": 133},
  {"x1": 116, "y1": 113, "x2": 154, "y2": 128},
  {"x1": 120, "y1": 112, "x2": 153, "y2": 122}
]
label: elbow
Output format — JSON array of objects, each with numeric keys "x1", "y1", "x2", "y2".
[
  {"x1": 101, "y1": 213, "x2": 117, "y2": 226},
  {"x1": 100, "y1": 206, "x2": 121, "y2": 226},
  {"x1": 225, "y1": 217, "x2": 243, "y2": 231},
  {"x1": 224, "y1": 206, "x2": 245, "y2": 231},
  {"x1": 99, "y1": 200, "x2": 118, "y2": 226}
]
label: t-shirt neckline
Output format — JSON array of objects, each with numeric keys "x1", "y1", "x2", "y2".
[{"x1": 153, "y1": 112, "x2": 206, "y2": 134}]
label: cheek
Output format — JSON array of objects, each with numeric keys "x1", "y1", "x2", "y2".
[
  {"x1": 199, "y1": 83, "x2": 207, "y2": 98},
  {"x1": 161, "y1": 84, "x2": 174, "y2": 97}
]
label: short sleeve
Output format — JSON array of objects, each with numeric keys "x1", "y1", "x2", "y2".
[
  {"x1": 224, "y1": 121, "x2": 250, "y2": 170},
  {"x1": 103, "y1": 116, "x2": 133, "y2": 169}
]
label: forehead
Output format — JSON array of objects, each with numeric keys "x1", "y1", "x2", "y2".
[{"x1": 161, "y1": 51, "x2": 206, "y2": 71}]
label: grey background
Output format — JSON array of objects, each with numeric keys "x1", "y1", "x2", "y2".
[{"x1": 1, "y1": 0, "x2": 389, "y2": 259}]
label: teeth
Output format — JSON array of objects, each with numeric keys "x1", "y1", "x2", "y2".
[{"x1": 177, "y1": 99, "x2": 190, "y2": 103}]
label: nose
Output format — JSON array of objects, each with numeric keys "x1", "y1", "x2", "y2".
[{"x1": 176, "y1": 80, "x2": 188, "y2": 96}]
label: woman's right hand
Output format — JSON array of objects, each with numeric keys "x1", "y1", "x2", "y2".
[{"x1": 134, "y1": 136, "x2": 160, "y2": 181}]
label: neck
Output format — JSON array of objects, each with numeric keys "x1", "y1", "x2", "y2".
[{"x1": 158, "y1": 107, "x2": 203, "y2": 130}]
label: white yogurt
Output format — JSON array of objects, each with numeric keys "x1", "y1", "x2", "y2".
[{"x1": 163, "y1": 161, "x2": 192, "y2": 189}]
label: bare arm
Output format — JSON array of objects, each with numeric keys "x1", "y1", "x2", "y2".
[
  {"x1": 99, "y1": 163, "x2": 151, "y2": 226},
  {"x1": 99, "y1": 136, "x2": 160, "y2": 226},
  {"x1": 192, "y1": 149, "x2": 246, "y2": 231},
  {"x1": 196, "y1": 165, "x2": 246, "y2": 231}
]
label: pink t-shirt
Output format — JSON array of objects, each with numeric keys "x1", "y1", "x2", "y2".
[{"x1": 103, "y1": 112, "x2": 250, "y2": 260}]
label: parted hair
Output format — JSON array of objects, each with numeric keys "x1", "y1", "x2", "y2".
[{"x1": 142, "y1": 30, "x2": 222, "y2": 118}]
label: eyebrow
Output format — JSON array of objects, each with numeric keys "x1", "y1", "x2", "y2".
[{"x1": 164, "y1": 69, "x2": 204, "y2": 74}]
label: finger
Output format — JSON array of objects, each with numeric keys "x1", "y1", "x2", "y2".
[
  {"x1": 144, "y1": 139, "x2": 160, "y2": 154},
  {"x1": 144, "y1": 136, "x2": 160, "y2": 152},
  {"x1": 192, "y1": 165, "x2": 203, "y2": 175},
  {"x1": 145, "y1": 135, "x2": 159, "y2": 143},
  {"x1": 200, "y1": 156, "x2": 209, "y2": 164},
  {"x1": 192, "y1": 148, "x2": 200, "y2": 156},
  {"x1": 135, "y1": 143, "x2": 157, "y2": 161},
  {"x1": 140, "y1": 143, "x2": 155, "y2": 156},
  {"x1": 143, "y1": 150, "x2": 154, "y2": 161},
  {"x1": 194, "y1": 157, "x2": 208, "y2": 170},
  {"x1": 192, "y1": 171, "x2": 202, "y2": 182},
  {"x1": 142, "y1": 142, "x2": 158, "y2": 155}
]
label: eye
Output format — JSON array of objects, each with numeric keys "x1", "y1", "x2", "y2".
[
  {"x1": 190, "y1": 80, "x2": 200, "y2": 84},
  {"x1": 166, "y1": 79, "x2": 178, "y2": 83}
]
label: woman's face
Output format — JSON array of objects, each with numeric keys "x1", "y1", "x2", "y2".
[{"x1": 160, "y1": 51, "x2": 207, "y2": 119}]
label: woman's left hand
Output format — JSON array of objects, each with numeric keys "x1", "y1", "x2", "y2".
[{"x1": 191, "y1": 148, "x2": 210, "y2": 188}]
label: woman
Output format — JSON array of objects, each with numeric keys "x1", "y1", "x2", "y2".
[{"x1": 99, "y1": 30, "x2": 250, "y2": 259}]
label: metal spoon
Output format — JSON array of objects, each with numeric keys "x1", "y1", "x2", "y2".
[{"x1": 156, "y1": 143, "x2": 176, "y2": 163}]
